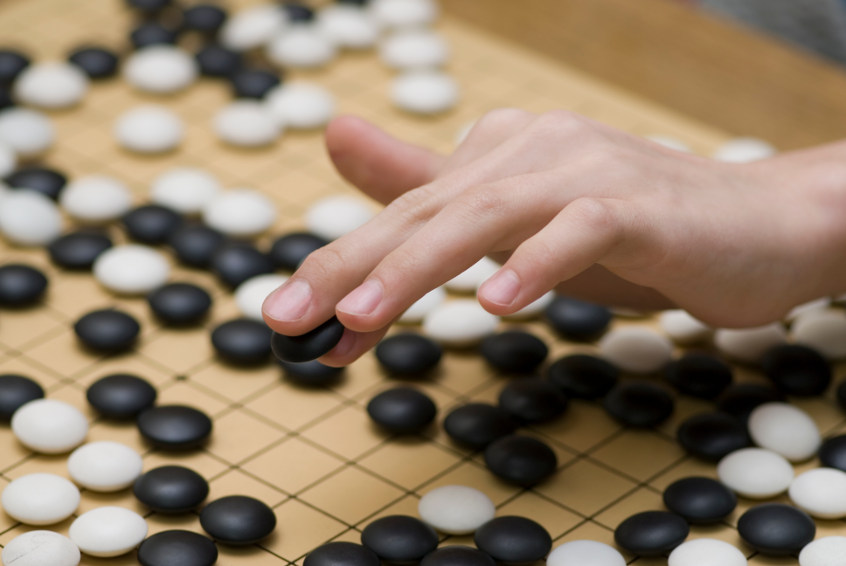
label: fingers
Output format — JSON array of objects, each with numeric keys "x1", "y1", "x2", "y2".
[{"x1": 317, "y1": 326, "x2": 390, "y2": 367}]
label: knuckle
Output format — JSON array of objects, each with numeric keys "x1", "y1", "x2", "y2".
[
  {"x1": 568, "y1": 197, "x2": 623, "y2": 242},
  {"x1": 475, "y1": 108, "x2": 533, "y2": 134},
  {"x1": 298, "y1": 245, "x2": 354, "y2": 281},
  {"x1": 455, "y1": 184, "x2": 507, "y2": 221},
  {"x1": 386, "y1": 185, "x2": 437, "y2": 223},
  {"x1": 531, "y1": 109, "x2": 587, "y2": 138}
]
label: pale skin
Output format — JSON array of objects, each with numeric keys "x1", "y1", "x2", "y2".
[{"x1": 263, "y1": 109, "x2": 846, "y2": 366}]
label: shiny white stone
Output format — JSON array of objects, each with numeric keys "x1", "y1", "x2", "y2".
[
  {"x1": 317, "y1": 5, "x2": 380, "y2": 49},
  {"x1": 546, "y1": 540, "x2": 626, "y2": 566},
  {"x1": 790, "y1": 308, "x2": 846, "y2": 360},
  {"x1": 69, "y1": 507, "x2": 148, "y2": 557},
  {"x1": 380, "y1": 29, "x2": 448, "y2": 70},
  {"x1": 716, "y1": 447, "x2": 794, "y2": 498},
  {"x1": 0, "y1": 141, "x2": 15, "y2": 177},
  {"x1": 646, "y1": 135, "x2": 691, "y2": 153},
  {"x1": 0, "y1": 190, "x2": 62, "y2": 246},
  {"x1": 149, "y1": 167, "x2": 222, "y2": 215},
  {"x1": 114, "y1": 105, "x2": 183, "y2": 154},
  {"x1": 11, "y1": 399, "x2": 88, "y2": 454},
  {"x1": 799, "y1": 536, "x2": 846, "y2": 566},
  {"x1": 236, "y1": 274, "x2": 289, "y2": 320},
  {"x1": 2, "y1": 531, "x2": 80, "y2": 566},
  {"x1": 504, "y1": 291, "x2": 555, "y2": 320},
  {"x1": 203, "y1": 188, "x2": 277, "y2": 238},
  {"x1": 789, "y1": 468, "x2": 846, "y2": 519},
  {"x1": 214, "y1": 101, "x2": 281, "y2": 147},
  {"x1": 748, "y1": 402, "x2": 820, "y2": 462},
  {"x1": 598, "y1": 326, "x2": 674, "y2": 374},
  {"x1": 67, "y1": 441, "x2": 144, "y2": 492},
  {"x1": 304, "y1": 195, "x2": 374, "y2": 240},
  {"x1": 392, "y1": 70, "x2": 458, "y2": 115},
  {"x1": 221, "y1": 4, "x2": 288, "y2": 51},
  {"x1": 422, "y1": 299, "x2": 499, "y2": 347},
  {"x1": 60, "y1": 175, "x2": 133, "y2": 224},
  {"x1": 370, "y1": 0, "x2": 439, "y2": 29},
  {"x1": 123, "y1": 46, "x2": 198, "y2": 94},
  {"x1": 418, "y1": 485, "x2": 495, "y2": 534},
  {"x1": 713, "y1": 323, "x2": 787, "y2": 363},
  {"x1": 93, "y1": 245, "x2": 171, "y2": 295},
  {"x1": 785, "y1": 297, "x2": 831, "y2": 322},
  {"x1": 667, "y1": 538, "x2": 747, "y2": 566},
  {"x1": 265, "y1": 81, "x2": 335, "y2": 129},
  {"x1": 2, "y1": 473, "x2": 80, "y2": 525},
  {"x1": 266, "y1": 26, "x2": 336, "y2": 68},
  {"x1": 399, "y1": 286, "x2": 447, "y2": 323},
  {"x1": 712, "y1": 137, "x2": 776, "y2": 163},
  {"x1": 446, "y1": 257, "x2": 499, "y2": 293},
  {"x1": 658, "y1": 309, "x2": 712, "y2": 345},
  {"x1": 0, "y1": 108, "x2": 54, "y2": 158},
  {"x1": 13, "y1": 62, "x2": 88, "y2": 109}
]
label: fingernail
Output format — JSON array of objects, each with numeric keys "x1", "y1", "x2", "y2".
[
  {"x1": 337, "y1": 279, "x2": 383, "y2": 316},
  {"x1": 481, "y1": 268, "x2": 520, "y2": 306},
  {"x1": 263, "y1": 279, "x2": 313, "y2": 322}
]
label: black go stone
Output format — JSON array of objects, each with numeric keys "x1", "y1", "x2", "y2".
[
  {"x1": 137, "y1": 405, "x2": 213, "y2": 450},
  {"x1": 199, "y1": 495, "x2": 276, "y2": 545},
  {"x1": 337, "y1": 0, "x2": 370, "y2": 5},
  {"x1": 614, "y1": 510, "x2": 689, "y2": 557},
  {"x1": 279, "y1": 359, "x2": 344, "y2": 387},
  {"x1": 676, "y1": 411, "x2": 750, "y2": 461},
  {"x1": 737, "y1": 503, "x2": 815, "y2": 556},
  {"x1": 211, "y1": 318, "x2": 272, "y2": 365},
  {"x1": 716, "y1": 383, "x2": 785, "y2": 421},
  {"x1": 68, "y1": 46, "x2": 119, "y2": 79},
  {"x1": 182, "y1": 4, "x2": 228, "y2": 34},
  {"x1": 148, "y1": 282, "x2": 212, "y2": 326},
  {"x1": 134, "y1": 465, "x2": 209, "y2": 513},
  {"x1": 5, "y1": 166, "x2": 67, "y2": 200},
  {"x1": 0, "y1": 374, "x2": 44, "y2": 421},
  {"x1": 420, "y1": 546, "x2": 495, "y2": 566},
  {"x1": 211, "y1": 242, "x2": 274, "y2": 289},
  {"x1": 664, "y1": 352, "x2": 733, "y2": 399},
  {"x1": 479, "y1": 330, "x2": 548, "y2": 374},
  {"x1": 48, "y1": 230, "x2": 113, "y2": 270},
  {"x1": 497, "y1": 377, "x2": 568, "y2": 423},
  {"x1": 0, "y1": 49, "x2": 29, "y2": 84},
  {"x1": 87, "y1": 373, "x2": 157, "y2": 419},
  {"x1": 361, "y1": 515, "x2": 438, "y2": 563},
  {"x1": 366, "y1": 386, "x2": 437, "y2": 434},
  {"x1": 442, "y1": 402, "x2": 518, "y2": 449},
  {"x1": 195, "y1": 43, "x2": 243, "y2": 78},
  {"x1": 0, "y1": 264, "x2": 47, "y2": 307},
  {"x1": 304, "y1": 542, "x2": 380, "y2": 566},
  {"x1": 269, "y1": 231, "x2": 328, "y2": 271},
  {"x1": 130, "y1": 22, "x2": 179, "y2": 48},
  {"x1": 230, "y1": 69, "x2": 281, "y2": 99},
  {"x1": 169, "y1": 224, "x2": 227, "y2": 269},
  {"x1": 603, "y1": 381, "x2": 674, "y2": 428},
  {"x1": 0, "y1": 86, "x2": 12, "y2": 110},
  {"x1": 374, "y1": 333, "x2": 442, "y2": 378},
  {"x1": 122, "y1": 204, "x2": 183, "y2": 245},
  {"x1": 543, "y1": 295, "x2": 612, "y2": 342},
  {"x1": 125, "y1": 0, "x2": 173, "y2": 15},
  {"x1": 761, "y1": 343, "x2": 832, "y2": 396},
  {"x1": 545, "y1": 353, "x2": 619, "y2": 399},
  {"x1": 281, "y1": 2, "x2": 315, "y2": 22},
  {"x1": 838, "y1": 380, "x2": 846, "y2": 413},
  {"x1": 483, "y1": 434, "x2": 557, "y2": 486},
  {"x1": 271, "y1": 316, "x2": 345, "y2": 363},
  {"x1": 474, "y1": 516, "x2": 552, "y2": 564},
  {"x1": 74, "y1": 308, "x2": 141, "y2": 354},
  {"x1": 819, "y1": 434, "x2": 846, "y2": 472},
  {"x1": 137, "y1": 530, "x2": 218, "y2": 566},
  {"x1": 662, "y1": 476, "x2": 737, "y2": 525}
]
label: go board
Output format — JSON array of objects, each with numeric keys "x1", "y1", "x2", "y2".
[{"x1": 0, "y1": 0, "x2": 842, "y2": 565}]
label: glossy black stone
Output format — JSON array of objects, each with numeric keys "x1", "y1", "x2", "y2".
[
  {"x1": 474, "y1": 516, "x2": 552, "y2": 564},
  {"x1": 483, "y1": 434, "x2": 557, "y2": 486},
  {"x1": 211, "y1": 318, "x2": 273, "y2": 365},
  {"x1": 169, "y1": 224, "x2": 227, "y2": 269},
  {"x1": 374, "y1": 333, "x2": 442, "y2": 377},
  {"x1": 269, "y1": 231, "x2": 328, "y2": 271},
  {"x1": 361, "y1": 515, "x2": 438, "y2": 563},
  {"x1": 479, "y1": 330, "x2": 548, "y2": 374},
  {"x1": 819, "y1": 434, "x2": 846, "y2": 472},
  {"x1": 211, "y1": 242, "x2": 274, "y2": 289},
  {"x1": 86, "y1": 373, "x2": 157, "y2": 419},
  {"x1": 716, "y1": 383, "x2": 785, "y2": 421},
  {"x1": 737, "y1": 503, "x2": 815, "y2": 556},
  {"x1": 545, "y1": 353, "x2": 619, "y2": 399},
  {"x1": 366, "y1": 386, "x2": 437, "y2": 434},
  {"x1": 497, "y1": 377, "x2": 568, "y2": 423},
  {"x1": 603, "y1": 381, "x2": 674, "y2": 428},
  {"x1": 195, "y1": 43, "x2": 243, "y2": 77},
  {"x1": 280, "y1": 359, "x2": 345, "y2": 387},
  {"x1": 5, "y1": 166, "x2": 67, "y2": 200},
  {"x1": 74, "y1": 308, "x2": 141, "y2": 353},
  {"x1": 662, "y1": 476, "x2": 737, "y2": 524},
  {"x1": 442, "y1": 403, "x2": 519, "y2": 449},
  {"x1": 134, "y1": 465, "x2": 209, "y2": 513},
  {"x1": 282, "y1": 2, "x2": 315, "y2": 22},
  {"x1": 304, "y1": 542, "x2": 380, "y2": 566},
  {"x1": 420, "y1": 546, "x2": 495, "y2": 566},
  {"x1": 200, "y1": 495, "x2": 276, "y2": 545},
  {"x1": 0, "y1": 374, "x2": 44, "y2": 421},
  {"x1": 230, "y1": 69, "x2": 281, "y2": 99},
  {"x1": 137, "y1": 530, "x2": 218, "y2": 566},
  {"x1": 0, "y1": 86, "x2": 12, "y2": 110},
  {"x1": 271, "y1": 317, "x2": 345, "y2": 363},
  {"x1": 0, "y1": 49, "x2": 29, "y2": 84},
  {"x1": 148, "y1": 282, "x2": 212, "y2": 326},
  {"x1": 761, "y1": 343, "x2": 832, "y2": 396},
  {"x1": 0, "y1": 264, "x2": 47, "y2": 307},
  {"x1": 48, "y1": 230, "x2": 113, "y2": 270},
  {"x1": 664, "y1": 352, "x2": 733, "y2": 399},
  {"x1": 543, "y1": 295, "x2": 612, "y2": 342},
  {"x1": 137, "y1": 405, "x2": 213, "y2": 450},
  {"x1": 125, "y1": 0, "x2": 173, "y2": 14},
  {"x1": 68, "y1": 46, "x2": 119, "y2": 79},
  {"x1": 123, "y1": 204, "x2": 183, "y2": 245},
  {"x1": 676, "y1": 411, "x2": 750, "y2": 461},
  {"x1": 130, "y1": 22, "x2": 179, "y2": 48},
  {"x1": 614, "y1": 510, "x2": 689, "y2": 557},
  {"x1": 182, "y1": 4, "x2": 228, "y2": 33}
]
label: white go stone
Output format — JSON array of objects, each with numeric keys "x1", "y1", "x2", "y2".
[
  {"x1": 446, "y1": 257, "x2": 500, "y2": 293},
  {"x1": 785, "y1": 297, "x2": 831, "y2": 322},
  {"x1": 417, "y1": 485, "x2": 495, "y2": 534},
  {"x1": 149, "y1": 167, "x2": 222, "y2": 215},
  {"x1": 423, "y1": 299, "x2": 499, "y2": 347},
  {"x1": 60, "y1": 175, "x2": 133, "y2": 224},
  {"x1": 504, "y1": 291, "x2": 555, "y2": 320},
  {"x1": 317, "y1": 5, "x2": 380, "y2": 49},
  {"x1": 0, "y1": 107, "x2": 54, "y2": 158},
  {"x1": 2, "y1": 473, "x2": 80, "y2": 525},
  {"x1": 789, "y1": 468, "x2": 846, "y2": 519},
  {"x1": 748, "y1": 402, "x2": 820, "y2": 462},
  {"x1": 546, "y1": 540, "x2": 626, "y2": 566},
  {"x1": 713, "y1": 323, "x2": 787, "y2": 363},
  {"x1": 69, "y1": 507, "x2": 148, "y2": 557},
  {"x1": 399, "y1": 286, "x2": 447, "y2": 323},
  {"x1": 11, "y1": 399, "x2": 88, "y2": 454},
  {"x1": 235, "y1": 274, "x2": 289, "y2": 320},
  {"x1": 304, "y1": 195, "x2": 374, "y2": 240},
  {"x1": 123, "y1": 45, "x2": 198, "y2": 94},
  {"x1": 0, "y1": 190, "x2": 62, "y2": 246},
  {"x1": 2, "y1": 531, "x2": 80, "y2": 566},
  {"x1": 790, "y1": 308, "x2": 846, "y2": 360},
  {"x1": 667, "y1": 538, "x2": 747, "y2": 566},
  {"x1": 214, "y1": 100, "x2": 281, "y2": 147},
  {"x1": 266, "y1": 26, "x2": 336, "y2": 68},
  {"x1": 712, "y1": 137, "x2": 776, "y2": 163},
  {"x1": 799, "y1": 536, "x2": 846, "y2": 566},
  {"x1": 203, "y1": 188, "x2": 278, "y2": 238},
  {"x1": 13, "y1": 62, "x2": 88, "y2": 109},
  {"x1": 265, "y1": 81, "x2": 335, "y2": 129},
  {"x1": 67, "y1": 441, "x2": 144, "y2": 492},
  {"x1": 114, "y1": 105, "x2": 183, "y2": 154},
  {"x1": 597, "y1": 326, "x2": 674, "y2": 374},
  {"x1": 717, "y1": 447, "x2": 794, "y2": 498},
  {"x1": 392, "y1": 70, "x2": 458, "y2": 115},
  {"x1": 370, "y1": 0, "x2": 439, "y2": 29},
  {"x1": 646, "y1": 135, "x2": 691, "y2": 153},
  {"x1": 93, "y1": 244, "x2": 171, "y2": 295},
  {"x1": 220, "y1": 4, "x2": 288, "y2": 51},
  {"x1": 380, "y1": 29, "x2": 449, "y2": 70},
  {"x1": 658, "y1": 309, "x2": 712, "y2": 345}
]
